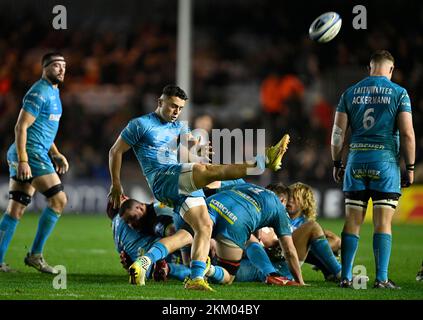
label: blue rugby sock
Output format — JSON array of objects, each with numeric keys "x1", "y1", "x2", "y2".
[
  {"x1": 31, "y1": 207, "x2": 60, "y2": 255},
  {"x1": 145, "y1": 242, "x2": 169, "y2": 264},
  {"x1": 310, "y1": 237, "x2": 342, "y2": 277},
  {"x1": 168, "y1": 263, "x2": 191, "y2": 281},
  {"x1": 341, "y1": 232, "x2": 360, "y2": 281},
  {"x1": 0, "y1": 213, "x2": 19, "y2": 263},
  {"x1": 373, "y1": 233, "x2": 392, "y2": 282},
  {"x1": 206, "y1": 265, "x2": 225, "y2": 283},
  {"x1": 190, "y1": 260, "x2": 206, "y2": 279},
  {"x1": 246, "y1": 242, "x2": 277, "y2": 276}
]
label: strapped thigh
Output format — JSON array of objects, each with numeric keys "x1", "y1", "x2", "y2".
[
  {"x1": 370, "y1": 190, "x2": 400, "y2": 210},
  {"x1": 42, "y1": 183, "x2": 64, "y2": 199},
  {"x1": 344, "y1": 190, "x2": 369, "y2": 210},
  {"x1": 9, "y1": 190, "x2": 32, "y2": 206}
]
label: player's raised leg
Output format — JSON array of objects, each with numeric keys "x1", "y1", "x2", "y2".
[
  {"x1": 191, "y1": 134, "x2": 290, "y2": 189},
  {"x1": 0, "y1": 179, "x2": 35, "y2": 272},
  {"x1": 25, "y1": 173, "x2": 67, "y2": 274}
]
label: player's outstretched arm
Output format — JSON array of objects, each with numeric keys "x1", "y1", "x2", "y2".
[
  {"x1": 14, "y1": 109, "x2": 36, "y2": 180},
  {"x1": 278, "y1": 235, "x2": 305, "y2": 285},
  {"x1": 398, "y1": 111, "x2": 416, "y2": 186},
  {"x1": 109, "y1": 136, "x2": 131, "y2": 208},
  {"x1": 331, "y1": 111, "x2": 348, "y2": 183}
]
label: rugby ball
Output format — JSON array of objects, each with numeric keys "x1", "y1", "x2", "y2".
[{"x1": 309, "y1": 12, "x2": 342, "y2": 43}]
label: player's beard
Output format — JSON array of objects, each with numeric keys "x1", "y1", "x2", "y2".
[{"x1": 46, "y1": 73, "x2": 64, "y2": 85}]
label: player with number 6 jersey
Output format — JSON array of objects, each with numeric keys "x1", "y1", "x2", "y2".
[{"x1": 331, "y1": 50, "x2": 415, "y2": 289}]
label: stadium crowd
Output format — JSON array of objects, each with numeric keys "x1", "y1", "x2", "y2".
[{"x1": 0, "y1": 0, "x2": 422, "y2": 185}]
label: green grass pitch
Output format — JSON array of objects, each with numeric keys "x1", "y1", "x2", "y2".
[{"x1": 0, "y1": 213, "x2": 422, "y2": 300}]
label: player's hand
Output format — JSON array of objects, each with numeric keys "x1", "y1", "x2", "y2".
[
  {"x1": 202, "y1": 141, "x2": 215, "y2": 163},
  {"x1": 52, "y1": 153, "x2": 69, "y2": 174},
  {"x1": 17, "y1": 161, "x2": 32, "y2": 181},
  {"x1": 333, "y1": 166, "x2": 345, "y2": 184},
  {"x1": 401, "y1": 170, "x2": 414, "y2": 188},
  {"x1": 109, "y1": 184, "x2": 124, "y2": 209},
  {"x1": 191, "y1": 136, "x2": 214, "y2": 163},
  {"x1": 119, "y1": 250, "x2": 133, "y2": 271}
]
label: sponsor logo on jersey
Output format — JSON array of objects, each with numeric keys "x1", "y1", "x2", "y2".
[
  {"x1": 350, "y1": 143, "x2": 385, "y2": 151},
  {"x1": 353, "y1": 86, "x2": 393, "y2": 95},
  {"x1": 352, "y1": 168, "x2": 381, "y2": 180},
  {"x1": 209, "y1": 199, "x2": 237, "y2": 224},
  {"x1": 49, "y1": 114, "x2": 61, "y2": 121}
]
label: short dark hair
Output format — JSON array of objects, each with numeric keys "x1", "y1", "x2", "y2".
[
  {"x1": 162, "y1": 85, "x2": 188, "y2": 101},
  {"x1": 266, "y1": 182, "x2": 289, "y2": 198},
  {"x1": 118, "y1": 199, "x2": 140, "y2": 217},
  {"x1": 41, "y1": 52, "x2": 65, "y2": 68},
  {"x1": 370, "y1": 50, "x2": 394, "y2": 65}
]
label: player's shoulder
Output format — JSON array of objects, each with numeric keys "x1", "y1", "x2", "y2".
[
  {"x1": 234, "y1": 182, "x2": 263, "y2": 191},
  {"x1": 129, "y1": 112, "x2": 156, "y2": 126},
  {"x1": 344, "y1": 77, "x2": 368, "y2": 95},
  {"x1": 388, "y1": 80, "x2": 408, "y2": 96},
  {"x1": 111, "y1": 214, "x2": 121, "y2": 230},
  {"x1": 25, "y1": 79, "x2": 49, "y2": 100}
]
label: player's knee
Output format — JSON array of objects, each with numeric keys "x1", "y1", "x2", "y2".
[
  {"x1": 310, "y1": 220, "x2": 324, "y2": 236},
  {"x1": 48, "y1": 191, "x2": 67, "y2": 213},
  {"x1": 303, "y1": 220, "x2": 320, "y2": 234},
  {"x1": 331, "y1": 236, "x2": 342, "y2": 252},
  {"x1": 8, "y1": 191, "x2": 32, "y2": 219},
  {"x1": 197, "y1": 219, "x2": 213, "y2": 236},
  {"x1": 7, "y1": 207, "x2": 25, "y2": 220}
]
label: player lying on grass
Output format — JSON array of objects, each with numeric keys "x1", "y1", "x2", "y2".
[
  {"x1": 107, "y1": 197, "x2": 193, "y2": 282},
  {"x1": 130, "y1": 182, "x2": 306, "y2": 288},
  {"x1": 108, "y1": 196, "x2": 251, "y2": 285},
  {"x1": 286, "y1": 182, "x2": 342, "y2": 281},
  {"x1": 109, "y1": 179, "x2": 298, "y2": 287},
  {"x1": 204, "y1": 181, "x2": 344, "y2": 282},
  {"x1": 231, "y1": 183, "x2": 340, "y2": 283},
  {"x1": 234, "y1": 182, "x2": 369, "y2": 285}
]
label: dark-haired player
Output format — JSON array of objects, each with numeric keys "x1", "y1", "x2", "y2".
[
  {"x1": 107, "y1": 198, "x2": 192, "y2": 282},
  {"x1": 331, "y1": 50, "x2": 415, "y2": 289},
  {"x1": 0, "y1": 53, "x2": 68, "y2": 274},
  {"x1": 109, "y1": 84, "x2": 290, "y2": 291}
]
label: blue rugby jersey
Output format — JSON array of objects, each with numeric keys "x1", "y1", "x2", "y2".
[
  {"x1": 337, "y1": 76, "x2": 412, "y2": 163},
  {"x1": 120, "y1": 112, "x2": 190, "y2": 188}
]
